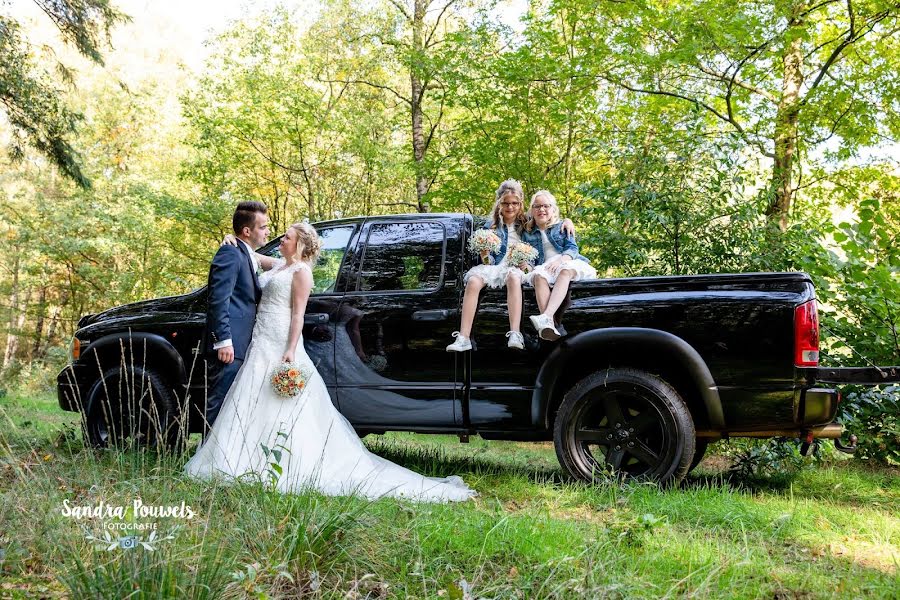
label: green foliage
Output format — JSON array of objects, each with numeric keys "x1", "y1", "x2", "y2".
[
  {"x1": 550, "y1": 0, "x2": 900, "y2": 223},
  {"x1": 819, "y1": 194, "x2": 900, "y2": 366},
  {"x1": 59, "y1": 541, "x2": 232, "y2": 599},
  {"x1": 724, "y1": 438, "x2": 812, "y2": 482},
  {"x1": 838, "y1": 386, "x2": 900, "y2": 465},
  {"x1": 0, "y1": 1, "x2": 128, "y2": 187},
  {"x1": 577, "y1": 110, "x2": 766, "y2": 275},
  {"x1": 182, "y1": 5, "x2": 415, "y2": 228}
]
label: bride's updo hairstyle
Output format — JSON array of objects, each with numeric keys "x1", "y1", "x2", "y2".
[{"x1": 288, "y1": 221, "x2": 323, "y2": 265}]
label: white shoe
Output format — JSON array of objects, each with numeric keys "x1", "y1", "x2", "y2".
[
  {"x1": 446, "y1": 332, "x2": 472, "y2": 352},
  {"x1": 529, "y1": 314, "x2": 561, "y2": 341},
  {"x1": 506, "y1": 331, "x2": 525, "y2": 350}
]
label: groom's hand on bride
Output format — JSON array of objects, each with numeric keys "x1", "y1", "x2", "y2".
[{"x1": 218, "y1": 346, "x2": 235, "y2": 364}]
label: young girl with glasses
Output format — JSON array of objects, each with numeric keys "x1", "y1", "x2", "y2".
[{"x1": 522, "y1": 190, "x2": 596, "y2": 340}]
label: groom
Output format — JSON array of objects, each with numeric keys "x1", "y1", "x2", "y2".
[{"x1": 203, "y1": 200, "x2": 269, "y2": 433}]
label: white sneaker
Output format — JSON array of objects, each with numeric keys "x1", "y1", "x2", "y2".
[
  {"x1": 506, "y1": 330, "x2": 525, "y2": 350},
  {"x1": 446, "y1": 332, "x2": 472, "y2": 352},
  {"x1": 529, "y1": 314, "x2": 561, "y2": 341}
]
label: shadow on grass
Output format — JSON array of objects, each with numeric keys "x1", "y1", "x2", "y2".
[
  {"x1": 685, "y1": 461, "x2": 900, "y2": 510},
  {"x1": 363, "y1": 438, "x2": 568, "y2": 485},
  {"x1": 683, "y1": 469, "x2": 797, "y2": 494}
]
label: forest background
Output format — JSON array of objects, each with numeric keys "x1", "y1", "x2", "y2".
[{"x1": 1, "y1": 0, "x2": 898, "y2": 459}]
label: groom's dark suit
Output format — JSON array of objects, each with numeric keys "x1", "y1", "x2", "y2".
[{"x1": 203, "y1": 241, "x2": 262, "y2": 430}]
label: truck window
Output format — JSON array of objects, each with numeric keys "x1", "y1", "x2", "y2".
[
  {"x1": 312, "y1": 226, "x2": 355, "y2": 294},
  {"x1": 263, "y1": 225, "x2": 354, "y2": 294},
  {"x1": 358, "y1": 222, "x2": 445, "y2": 292}
]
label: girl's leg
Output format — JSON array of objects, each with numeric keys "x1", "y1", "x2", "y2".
[
  {"x1": 533, "y1": 274, "x2": 551, "y2": 314},
  {"x1": 543, "y1": 270, "x2": 573, "y2": 316},
  {"x1": 506, "y1": 270, "x2": 523, "y2": 333},
  {"x1": 458, "y1": 276, "x2": 485, "y2": 337}
]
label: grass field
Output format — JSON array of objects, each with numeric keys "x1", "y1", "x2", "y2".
[{"x1": 1, "y1": 392, "x2": 898, "y2": 599}]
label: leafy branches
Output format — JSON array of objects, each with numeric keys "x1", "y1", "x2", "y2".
[{"x1": 0, "y1": 1, "x2": 128, "y2": 187}]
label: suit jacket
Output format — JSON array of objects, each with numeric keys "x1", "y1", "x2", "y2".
[{"x1": 204, "y1": 242, "x2": 262, "y2": 360}]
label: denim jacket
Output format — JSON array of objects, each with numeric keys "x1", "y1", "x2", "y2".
[
  {"x1": 521, "y1": 222, "x2": 588, "y2": 265},
  {"x1": 483, "y1": 221, "x2": 525, "y2": 265}
]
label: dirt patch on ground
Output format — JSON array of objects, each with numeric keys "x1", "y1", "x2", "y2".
[
  {"x1": 818, "y1": 538, "x2": 899, "y2": 574},
  {"x1": 696, "y1": 454, "x2": 732, "y2": 473}
]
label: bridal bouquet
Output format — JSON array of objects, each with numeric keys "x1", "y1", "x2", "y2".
[
  {"x1": 468, "y1": 229, "x2": 502, "y2": 264},
  {"x1": 506, "y1": 242, "x2": 538, "y2": 273},
  {"x1": 270, "y1": 362, "x2": 311, "y2": 398}
]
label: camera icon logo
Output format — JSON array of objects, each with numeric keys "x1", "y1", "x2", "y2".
[{"x1": 118, "y1": 536, "x2": 138, "y2": 550}]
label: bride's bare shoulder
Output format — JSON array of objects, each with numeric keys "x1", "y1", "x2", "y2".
[{"x1": 291, "y1": 263, "x2": 313, "y2": 284}]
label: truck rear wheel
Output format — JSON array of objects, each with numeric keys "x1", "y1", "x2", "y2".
[
  {"x1": 84, "y1": 366, "x2": 183, "y2": 451},
  {"x1": 554, "y1": 368, "x2": 695, "y2": 486}
]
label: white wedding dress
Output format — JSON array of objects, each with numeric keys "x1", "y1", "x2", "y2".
[{"x1": 184, "y1": 260, "x2": 477, "y2": 502}]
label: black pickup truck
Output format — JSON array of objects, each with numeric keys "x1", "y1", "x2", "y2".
[{"x1": 57, "y1": 213, "x2": 899, "y2": 485}]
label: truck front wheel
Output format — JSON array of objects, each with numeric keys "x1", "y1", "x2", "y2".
[
  {"x1": 84, "y1": 366, "x2": 182, "y2": 451},
  {"x1": 554, "y1": 368, "x2": 695, "y2": 486}
]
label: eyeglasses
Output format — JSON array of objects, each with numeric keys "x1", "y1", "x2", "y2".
[
  {"x1": 500, "y1": 202, "x2": 521, "y2": 208},
  {"x1": 532, "y1": 204, "x2": 552, "y2": 211}
]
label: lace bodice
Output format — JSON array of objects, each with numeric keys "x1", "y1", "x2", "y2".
[
  {"x1": 252, "y1": 259, "x2": 312, "y2": 353},
  {"x1": 258, "y1": 259, "x2": 311, "y2": 311}
]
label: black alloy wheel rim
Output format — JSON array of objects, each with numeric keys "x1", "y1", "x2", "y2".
[
  {"x1": 568, "y1": 382, "x2": 678, "y2": 479},
  {"x1": 89, "y1": 371, "x2": 159, "y2": 447}
]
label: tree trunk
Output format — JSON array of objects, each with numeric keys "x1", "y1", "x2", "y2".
[
  {"x1": 297, "y1": 136, "x2": 316, "y2": 221},
  {"x1": 767, "y1": 6, "x2": 806, "y2": 230},
  {"x1": 31, "y1": 285, "x2": 48, "y2": 358},
  {"x1": 3, "y1": 250, "x2": 21, "y2": 369},
  {"x1": 40, "y1": 293, "x2": 68, "y2": 360},
  {"x1": 4, "y1": 289, "x2": 30, "y2": 370},
  {"x1": 410, "y1": 0, "x2": 427, "y2": 213}
]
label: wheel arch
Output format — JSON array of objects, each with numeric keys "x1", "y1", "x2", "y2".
[
  {"x1": 532, "y1": 327, "x2": 725, "y2": 432},
  {"x1": 79, "y1": 332, "x2": 187, "y2": 413}
]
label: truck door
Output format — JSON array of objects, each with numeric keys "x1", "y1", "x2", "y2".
[
  {"x1": 300, "y1": 223, "x2": 360, "y2": 401},
  {"x1": 335, "y1": 217, "x2": 464, "y2": 429}
]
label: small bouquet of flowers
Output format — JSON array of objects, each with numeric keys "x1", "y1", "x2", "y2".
[
  {"x1": 506, "y1": 242, "x2": 538, "y2": 273},
  {"x1": 468, "y1": 229, "x2": 502, "y2": 264},
  {"x1": 270, "y1": 362, "x2": 311, "y2": 398}
]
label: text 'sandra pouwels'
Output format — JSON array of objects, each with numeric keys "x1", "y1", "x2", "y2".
[{"x1": 60, "y1": 499, "x2": 197, "y2": 520}]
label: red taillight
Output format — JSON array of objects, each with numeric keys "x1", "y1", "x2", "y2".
[{"x1": 794, "y1": 300, "x2": 819, "y2": 366}]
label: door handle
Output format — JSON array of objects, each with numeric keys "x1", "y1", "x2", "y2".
[
  {"x1": 304, "y1": 313, "x2": 330, "y2": 324},
  {"x1": 412, "y1": 309, "x2": 450, "y2": 321}
]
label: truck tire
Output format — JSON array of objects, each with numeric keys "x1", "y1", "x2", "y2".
[
  {"x1": 84, "y1": 366, "x2": 183, "y2": 451},
  {"x1": 554, "y1": 368, "x2": 695, "y2": 486}
]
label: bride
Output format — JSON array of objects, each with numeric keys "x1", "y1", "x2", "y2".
[{"x1": 184, "y1": 222, "x2": 476, "y2": 502}]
